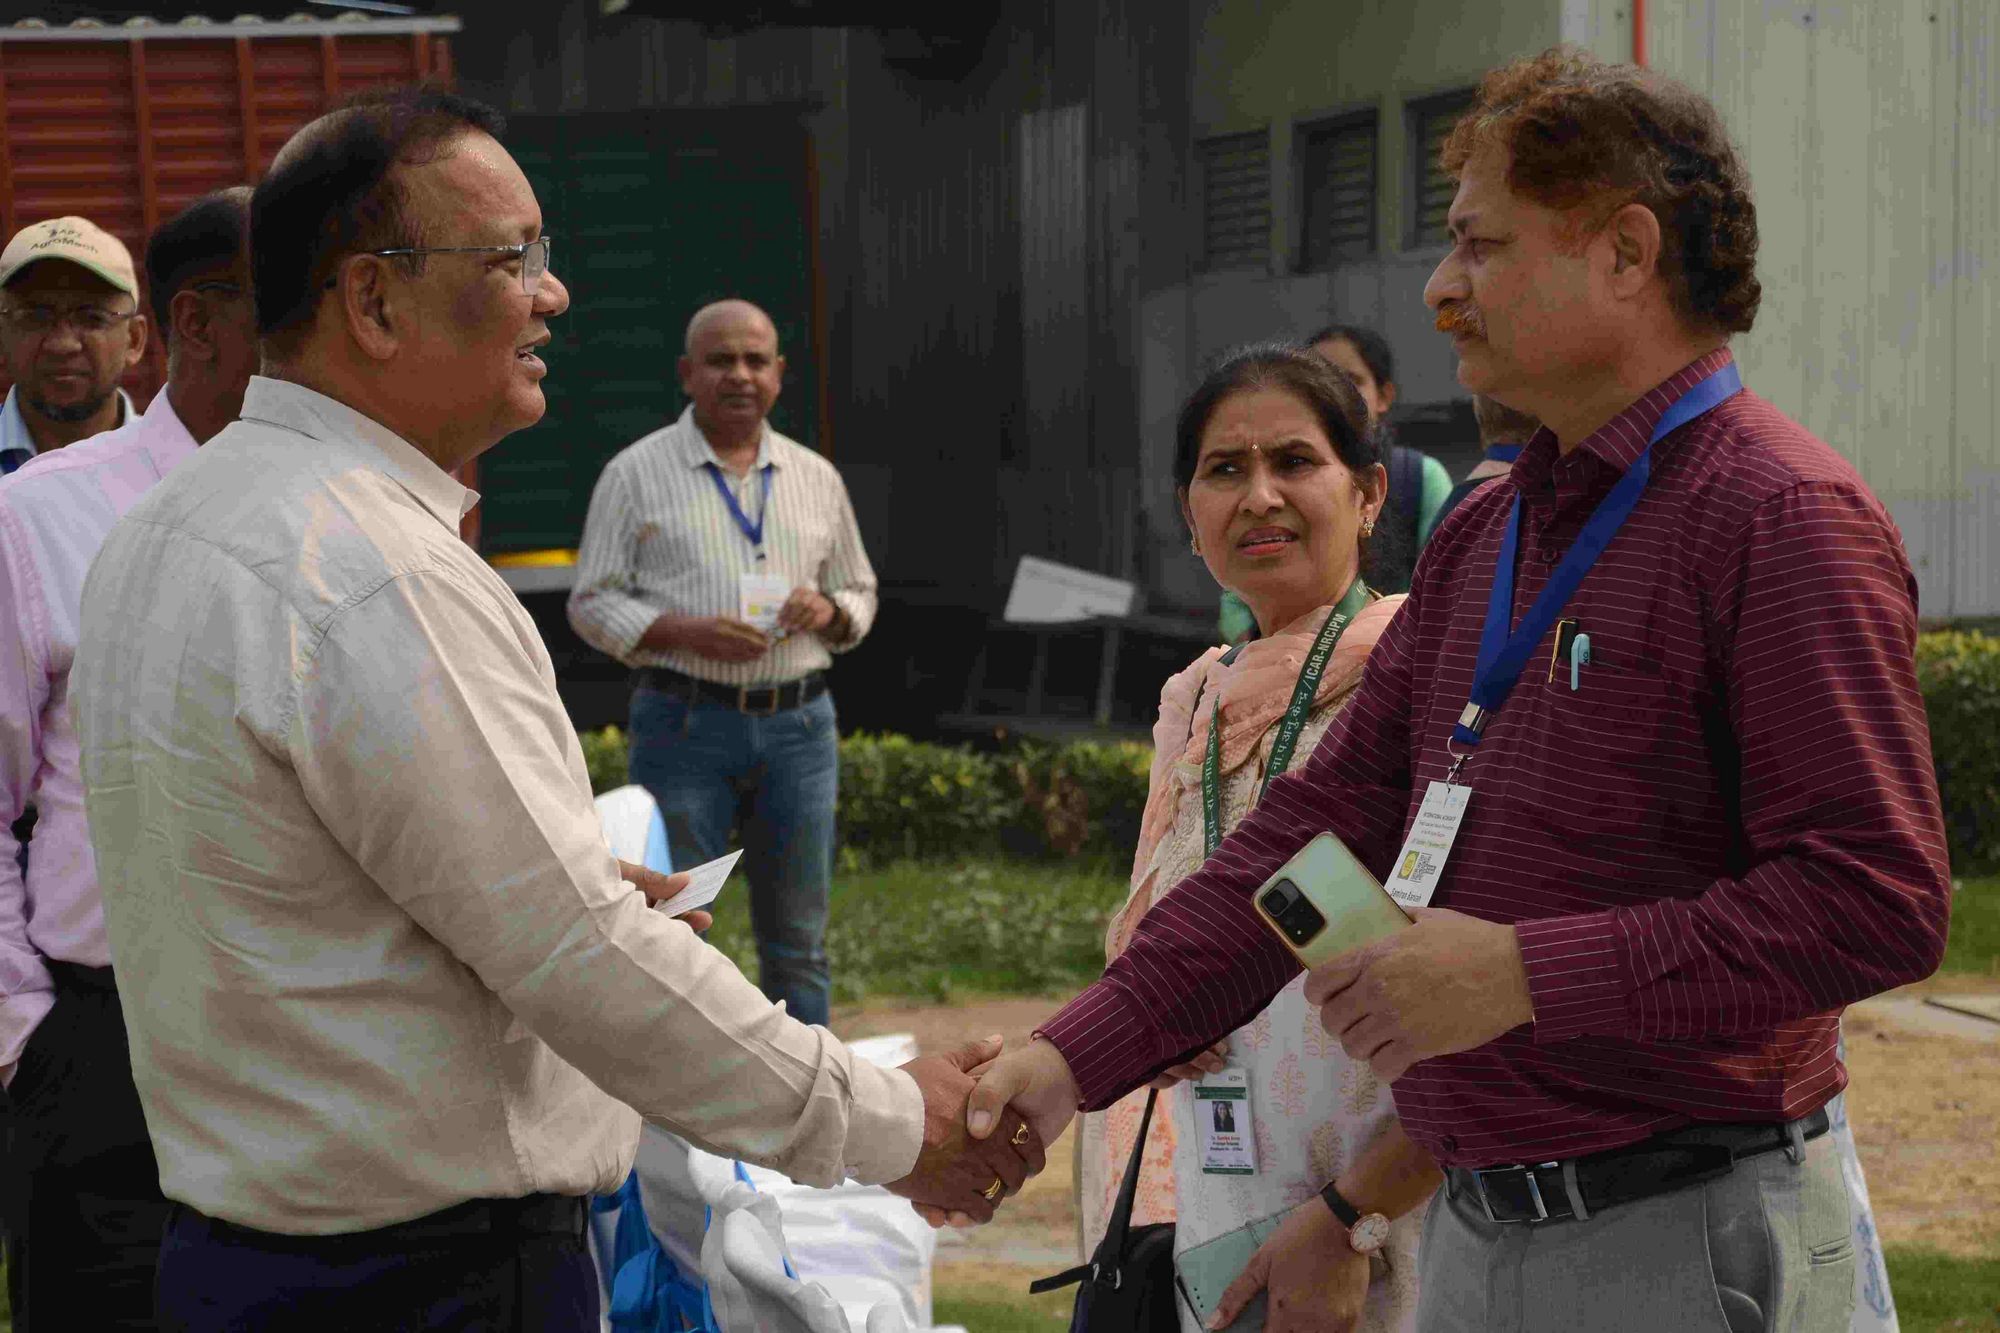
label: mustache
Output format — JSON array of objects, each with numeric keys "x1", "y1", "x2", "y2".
[{"x1": 1434, "y1": 303, "x2": 1485, "y2": 337}]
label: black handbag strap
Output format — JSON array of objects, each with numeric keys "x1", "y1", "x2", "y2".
[
  {"x1": 1100, "y1": 1087, "x2": 1159, "y2": 1263},
  {"x1": 1026, "y1": 1087, "x2": 1161, "y2": 1295}
]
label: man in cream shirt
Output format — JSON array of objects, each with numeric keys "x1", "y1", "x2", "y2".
[{"x1": 71, "y1": 89, "x2": 1038, "y2": 1331}]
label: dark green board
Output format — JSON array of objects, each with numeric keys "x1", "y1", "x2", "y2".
[{"x1": 481, "y1": 109, "x2": 817, "y2": 553}]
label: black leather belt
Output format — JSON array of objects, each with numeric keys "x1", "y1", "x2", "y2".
[
  {"x1": 634, "y1": 666, "x2": 826, "y2": 716},
  {"x1": 1455, "y1": 1107, "x2": 1832, "y2": 1224},
  {"x1": 197, "y1": 1193, "x2": 586, "y2": 1252},
  {"x1": 46, "y1": 959, "x2": 117, "y2": 994}
]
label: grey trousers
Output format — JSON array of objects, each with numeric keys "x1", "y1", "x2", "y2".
[{"x1": 1417, "y1": 1130, "x2": 1856, "y2": 1333}]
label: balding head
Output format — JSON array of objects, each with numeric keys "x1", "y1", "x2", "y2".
[
  {"x1": 679, "y1": 298, "x2": 785, "y2": 446},
  {"x1": 684, "y1": 299, "x2": 778, "y2": 357}
]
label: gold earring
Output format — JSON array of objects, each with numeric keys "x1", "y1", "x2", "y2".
[{"x1": 1361, "y1": 517, "x2": 1376, "y2": 537}]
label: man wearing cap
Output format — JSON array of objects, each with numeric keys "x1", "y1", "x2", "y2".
[
  {"x1": 0, "y1": 190, "x2": 254, "y2": 1330},
  {"x1": 0, "y1": 216, "x2": 147, "y2": 475}
]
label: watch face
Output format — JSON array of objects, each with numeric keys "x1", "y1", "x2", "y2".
[{"x1": 1349, "y1": 1213, "x2": 1391, "y2": 1255}]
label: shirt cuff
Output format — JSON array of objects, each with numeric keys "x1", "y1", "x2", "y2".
[
  {"x1": 820, "y1": 591, "x2": 871, "y2": 652},
  {"x1": 571, "y1": 593, "x2": 658, "y2": 663},
  {"x1": 1515, "y1": 910, "x2": 1631, "y2": 1044},
  {"x1": 839, "y1": 1055, "x2": 926, "y2": 1185},
  {"x1": 1035, "y1": 982, "x2": 1162, "y2": 1112}
]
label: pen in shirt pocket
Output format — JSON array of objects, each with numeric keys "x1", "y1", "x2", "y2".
[{"x1": 1548, "y1": 619, "x2": 1591, "y2": 691}]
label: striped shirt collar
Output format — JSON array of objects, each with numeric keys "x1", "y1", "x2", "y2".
[
  {"x1": 236, "y1": 375, "x2": 477, "y2": 531},
  {"x1": 666, "y1": 406, "x2": 782, "y2": 473},
  {"x1": 1, "y1": 383, "x2": 136, "y2": 472},
  {"x1": 1514, "y1": 347, "x2": 1738, "y2": 488}
]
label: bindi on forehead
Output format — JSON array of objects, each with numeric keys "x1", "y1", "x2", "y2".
[{"x1": 1200, "y1": 435, "x2": 1325, "y2": 462}]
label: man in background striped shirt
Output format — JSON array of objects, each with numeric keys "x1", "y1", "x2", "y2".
[
  {"x1": 966, "y1": 49, "x2": 1950, "y2": 1333},
  {"x1": 569, "y1": 300, "x2": 876, "y2": 1027}
]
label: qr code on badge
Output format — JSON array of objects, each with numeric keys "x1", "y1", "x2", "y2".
[{"x1": 1397, "y1": 850, "x2": 1439, "y2": 884}]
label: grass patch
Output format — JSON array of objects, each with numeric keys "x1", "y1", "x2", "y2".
[
  {"x1": 703, "y1": 866, "x2": 2000, "y2": 1004},
  {"x1": 934, "y1": 1276, "x2": 1075, "y2": 1331},
  {"x1": 1884, "y1": 1246, "x2": 2000, "y2": 1331},
  {"x1": 706, "y1": 859, "x2": 1129, "y2": 1004},
  {"x1": 1943, "y1": 877, "x2": 2000, "y2": 980}
]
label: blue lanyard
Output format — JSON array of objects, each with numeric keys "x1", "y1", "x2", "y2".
[
  {"x1": 1450, "y1": 364, "x2": 1743, "y2": 754},
  {"x1": 703, "y1": 461, "x2": 772, "y2": 557},
  {"x1": 1483, "y1": 443, "x2": 1524, "y2": 465}
]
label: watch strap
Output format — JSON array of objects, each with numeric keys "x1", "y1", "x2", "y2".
[{"x1": 1319, "y1": 1181, "x2": 1361, "y2": 1228}]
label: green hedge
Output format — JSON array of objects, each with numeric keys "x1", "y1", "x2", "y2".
[
  {"x1": 578, "y1": 725, "x2": 1149, "y2": 866},
  {"x1": 577, "y1": 628, "x2": 2000, "y2": 873},
  {"x1": 1917, "y1": 630, "x2": 2000, "y2": 873}
]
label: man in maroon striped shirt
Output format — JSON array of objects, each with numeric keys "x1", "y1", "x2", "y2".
[{"x1": 966, "y1": 49, "x2": 1950, "y2": 1333}]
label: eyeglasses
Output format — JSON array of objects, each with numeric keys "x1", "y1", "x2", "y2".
[
  {"x1": 1, "y1": 304, "x2": 138, "y2": 336},
  {"x1": 359, "y1": 235, "x2": 554, "y2": 297}
]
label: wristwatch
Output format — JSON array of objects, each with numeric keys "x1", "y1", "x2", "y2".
[{"x1": 1320, "y1": 1182, "x2": 1392, "y2": 1256}]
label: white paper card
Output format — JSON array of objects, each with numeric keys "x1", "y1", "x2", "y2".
[
  {"x1": 739, "y1": 573, "x2": 791, "y2": 633},
  {"x1": 1195, "y1": 1067, "x2": 1257, "y2": 1175},
  {"x1": 1000, "y1": 555, "x2": 1136, "y2": 624},
  {"x1": 1383, "y1": 781, "x2": 1473, "y2": 912},
  {"x1": 649, "y1": 849, "x2": 742, "y2": 916}
]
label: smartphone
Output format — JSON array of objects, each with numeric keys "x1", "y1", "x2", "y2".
[{"x1": 1250, "y1": 832, "x2": 1410, "y2": 968}]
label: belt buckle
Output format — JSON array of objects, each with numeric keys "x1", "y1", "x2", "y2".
[
  {"x1": 736, "y1": 684, "x2": 782, "y2": 716},
  {"x1": 1473, "y1": 1162, "x2": 1561, "y2": 1224}
]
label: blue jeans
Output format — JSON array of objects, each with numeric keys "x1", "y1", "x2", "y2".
[{"x1": 627, "y1": 687, "x2": 838, "y2": 1026}]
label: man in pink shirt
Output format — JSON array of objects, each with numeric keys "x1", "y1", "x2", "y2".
[{"x1": 0, "y1": 187, "x2": 255, "y2": 1330}]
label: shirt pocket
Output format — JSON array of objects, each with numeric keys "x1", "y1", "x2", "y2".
[
  {"x1": 633, "y1": 512, "x2": 707, "y2": 575},
  {"x1": 1523, "y1": 656, "x2": 1707, "y2": 843}
]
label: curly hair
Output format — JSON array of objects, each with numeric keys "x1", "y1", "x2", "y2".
[{"x1": 1441, "y1": 47, "x2": 1761, "y2": 335}]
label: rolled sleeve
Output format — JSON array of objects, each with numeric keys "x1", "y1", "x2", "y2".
[{"x1": 816, "y1": 476, "x2": 876, "y2": 652}]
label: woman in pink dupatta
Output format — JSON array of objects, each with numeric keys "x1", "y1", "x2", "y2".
[{"x1": 1075, "y1": 345, "x2": 1441, "y2": 1332}]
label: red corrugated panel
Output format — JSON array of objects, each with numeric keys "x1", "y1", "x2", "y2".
[{"x1": 0, "y1": 28, "x2": 453, "y2": 409}]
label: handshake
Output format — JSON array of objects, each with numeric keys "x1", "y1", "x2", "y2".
[{"x1": 883, "y1": 1034, "x2": 1084, "y2": 1227}]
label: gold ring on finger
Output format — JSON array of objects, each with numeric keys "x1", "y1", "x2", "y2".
[
  {"x1": 981, "y1": 1176, "x2": 1004, "y2": 1202},
  {"x1": 1011, "y1": 1123, "x2": 1031, "y2": 1147}
]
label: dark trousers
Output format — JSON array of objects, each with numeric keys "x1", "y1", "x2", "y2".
[
  {"x1": 156, "y1": 1195, "x2": 598, "y2": 1333},
  {"x1": 1, "y1": 961, "x2": 169, "y2": 1331}
]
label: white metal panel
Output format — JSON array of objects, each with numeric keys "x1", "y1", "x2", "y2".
[
  {"x1": 1645, "y1": 0, "x2": 1985, "y2": 614},
  {"x1": 1725, "y1": 6, "x2": 1814, "y2": 427},
  {"x1": 1867, "y1": 0, "x2": 1957, "y2": 611},
  {"x1": 1800, "y1": 0, "x2": 1879, "y2": 582},
  {"x1": 1949, "y1": 0, "x2": 2000, "y2": 617}
]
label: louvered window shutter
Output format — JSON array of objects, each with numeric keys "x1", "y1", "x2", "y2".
[
  {"x1": 1297, "y1": 113, "x2": 1378, "y2": 268},
  {"x1": 1408, "y1": 90, "x2": 1476, "y2": 248},
  {"x1": 1198, "y1": 130, "x2": 1272, "y2": 272}
]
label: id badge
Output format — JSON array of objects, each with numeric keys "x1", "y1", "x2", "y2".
[
  {"x1": 1383, "y1": 780, "x2": 1472, "y2": 912},
  {"x1": 738, "y1": 573, "x2": 790, "y2": 634},
  {"x1": 1195, "y1": 1067, "x2": 1257, "y2": 1175}
]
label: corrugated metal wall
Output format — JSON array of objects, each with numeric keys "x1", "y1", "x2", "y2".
[
  {"x1": 1594, "y1": 0, "x2": 1999, "y2": 618},
  {"x1": 457, "y1": 0, "x2": 1193, "y2": 608},
  {"x1": 0, "y1": 22, "x2": 453, "y2": 406}
]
